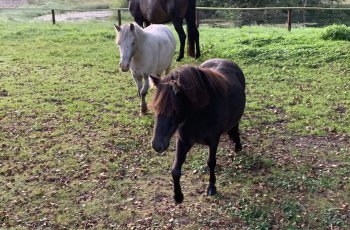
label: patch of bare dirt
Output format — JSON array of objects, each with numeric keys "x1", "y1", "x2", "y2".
[
  {"x1": 0, "y1": 0, "x2": 28, "y2": 8},
  {"x1": 35, "y1": 10, "x2": 113, "y2": 22}
]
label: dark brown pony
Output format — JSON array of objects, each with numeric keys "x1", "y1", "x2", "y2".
[
  {"x1": 128, "y1": 0, "x2": 200, "y2": 62},
  {"x1": 150, "y1": 59, "x2": 246, "y2": 203}
]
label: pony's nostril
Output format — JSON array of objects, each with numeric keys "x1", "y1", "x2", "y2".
[
  {"x1": 119, "y1": 63, "x2": 130, "y2": 72},
  {"x1": 152, "y1": 143, "x2": 159, "y2": 152},
  {"x1": 152, "y1": 141, "x2": 163, "y2": 153}
]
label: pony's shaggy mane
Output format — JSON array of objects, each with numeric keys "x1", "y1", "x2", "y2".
[{"x1": 151, "y1": 66, "x2": 230, "y2": 116}]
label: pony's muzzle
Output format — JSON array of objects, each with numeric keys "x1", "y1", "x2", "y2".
[
  {"x1": 151, "y1": 139, "x2": 169, "y2": 153},
  {"x1": 119, "y1": 62, "x2": 130, "y2": 72}
]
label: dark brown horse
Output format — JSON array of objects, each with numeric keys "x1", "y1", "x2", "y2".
[
  {"x1": 128, "y1": 0, "x2": 200, "y2": 62},
  {"x1": 150, "y1": 59, "x2": 246, "y2": 203}
]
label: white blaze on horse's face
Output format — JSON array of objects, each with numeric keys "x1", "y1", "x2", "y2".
[{"x1": 115, "y1": 23, "x2": 136, "y2": 72}]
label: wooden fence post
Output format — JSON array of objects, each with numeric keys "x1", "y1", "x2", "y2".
[
  {"x1": 51, "y1": 9, "x2": 56, "y2": 25},
  {"x1": 287, "y1": 9, "x2": 292, "y2": 31},
  {"x1": 117, "y1": 10, "x2": 121, "y2": 26}
]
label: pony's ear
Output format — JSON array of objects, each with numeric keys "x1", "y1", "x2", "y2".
[
  {"x1": 149, "y1": 75, "x2": 160, "y2": 87},
  {"x1": 172, "y1": 81, "x2": 180, "y2": 95},
  {"x1": 114, "y1": 24, "x2": 121, "y2": 32},
  {"x1": 130, "y1": 23, "x2": 135, "y2": 31}
]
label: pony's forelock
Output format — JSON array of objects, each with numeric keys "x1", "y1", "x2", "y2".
[
  {"x1": 151, "y1": 83, "x2": 174, "y2": 116},
  {"x1": 150, "y1": 72, "x2": 180, "y2": 116},
  {"x1": 116, "y1": 23, "x2": 141, "y2": 43}
]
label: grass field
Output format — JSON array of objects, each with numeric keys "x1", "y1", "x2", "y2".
[{"x1": 0, "y1": 21, "x2": 349, "y2": 229}]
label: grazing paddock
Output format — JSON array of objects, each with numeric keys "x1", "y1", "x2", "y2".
[{"x1": 0, "y1": 21, "x2": 349, "y2": 228}]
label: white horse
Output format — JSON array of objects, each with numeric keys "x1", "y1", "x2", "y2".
[{"x1": 114, "y1": 23, "x2": 176, "y2": 114}]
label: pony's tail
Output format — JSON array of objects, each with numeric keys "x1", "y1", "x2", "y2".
[{"x1": 186, "y1": 0, "x2": 199, "y2": 58}]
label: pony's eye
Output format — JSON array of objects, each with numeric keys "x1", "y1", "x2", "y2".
[{"x1": 132, "y1": 42, "x2": 135, "y2": 45}]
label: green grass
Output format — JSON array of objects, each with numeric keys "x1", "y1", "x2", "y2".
[
  {"x1": 0, "y1": 21, "x2": 349, "y2": 229},
  {"x1": 202, "y1": 26, "x2": 350, "y2": 135}
]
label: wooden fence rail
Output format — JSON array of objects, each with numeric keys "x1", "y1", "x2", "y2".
[{"x1": 2, "y1": 6, "x2": 350, "y2": 30}]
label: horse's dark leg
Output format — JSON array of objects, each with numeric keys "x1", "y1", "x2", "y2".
[
  {"x1": 185, "y1": 17, "x2": 200, "y2": 59},
  {"x1": 144, "y1": 21, "x2": 151, "y2": 27},
  {"x1": 172, "y1": 139, "x2": 192, "y2": 203},
  {"x1": 194, "y1": 26, "x2": 200, "y2": 59},
  {"x1": 134, "y1": 17, "x2": 144, "y2": 28},
  {"x1": 207, "y1": 138, "x2": 219, "y2": 196},
  {"x1": 172, "y1": 18, "x2": 186, "y2": 62},
  {"x1": 228, "y1": 124, "x2": 242, "y2": 151},
  {"x1": 186, "y1": 0, "x2": 200, "y2": 59},
  {"x1": 134, "y1": 17, "x2": 149, "y2": 28}
]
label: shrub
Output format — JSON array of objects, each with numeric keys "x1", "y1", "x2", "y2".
[
  {"x1": 115, "y1": 0, "x2": 128, "y2": 8},
  {"x1": 321, "y1": 24, "x2": 350, "y2": 41}
]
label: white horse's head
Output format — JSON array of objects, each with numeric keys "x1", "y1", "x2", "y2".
[{"x1": 114, "y1": 23, "x2": 137, "y2": 72}]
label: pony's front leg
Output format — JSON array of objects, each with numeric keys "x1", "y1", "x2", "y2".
[
  {"x1": 132, "y1": 74, "x2": 144, "y2": 114},
  {"x1": 207, "y1": 138, "x2": 219, "y2": 196},
  {"x1": 172, "y1": 139, "x2": 192, "y2": 203},
  {"x1": 140, "y1": 75, "x2": 150, "y2": 114}
]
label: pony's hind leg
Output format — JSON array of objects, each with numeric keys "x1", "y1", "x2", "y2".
[
  {"x1": 228, "y1": 124, "x2": 242, "y2": 151},
  {"x1": 172, "y1": 18, "x2": 186, "y2": 62},
  {"x1": 185, "y1": 15, "x2": 200, "y2": 58},
  {"x1": 144, "y1": 20, "x2": 150, "y2": 27},
  {"x1": 134, "y1": 17, "x2": 144, "y2": 28},
  {"x1": 186, "y1": 0, "x2": 200, "y2": 59},
  {"x1": 193, "y1": 25, "x2": 200, "y2": 59}
]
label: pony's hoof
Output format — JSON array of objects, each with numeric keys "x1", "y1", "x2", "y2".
[
  {"x1": 207, "y1": 186, "x2": 217, "y2": 196},
  {"x1": 140, "y1": 105, "x2": 148, "y2": 115},
  {"x1": 140, "y1": 110, "x2": 147, "y2": 116},
  {"x1": 235, "y1": 143, "x2": 242, "y2": 152},
  {"x1": 176, "y1": 56, "x2": 184, "y2": 62},
  {"x1": 174, "y1": 193, "x2": 184, "y2": 203}
]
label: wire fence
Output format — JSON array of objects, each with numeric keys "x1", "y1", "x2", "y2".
[
  {"x1": 197, "y1": 7, "x2": 350, "y2": 28},
  {"x1": 1, "y1": 6, "x2": 350, "y2": 29}
]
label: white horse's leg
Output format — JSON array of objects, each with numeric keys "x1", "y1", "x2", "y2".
[
  {"x1": 133, "y1": 74, "x2": 142, "y2": 96},
  {"x1": 132, "y1": 73, "x2": 144, "y2": 113},
  {"x1": 140, "y1": 75, "x2": 150, "y2": 114}
]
